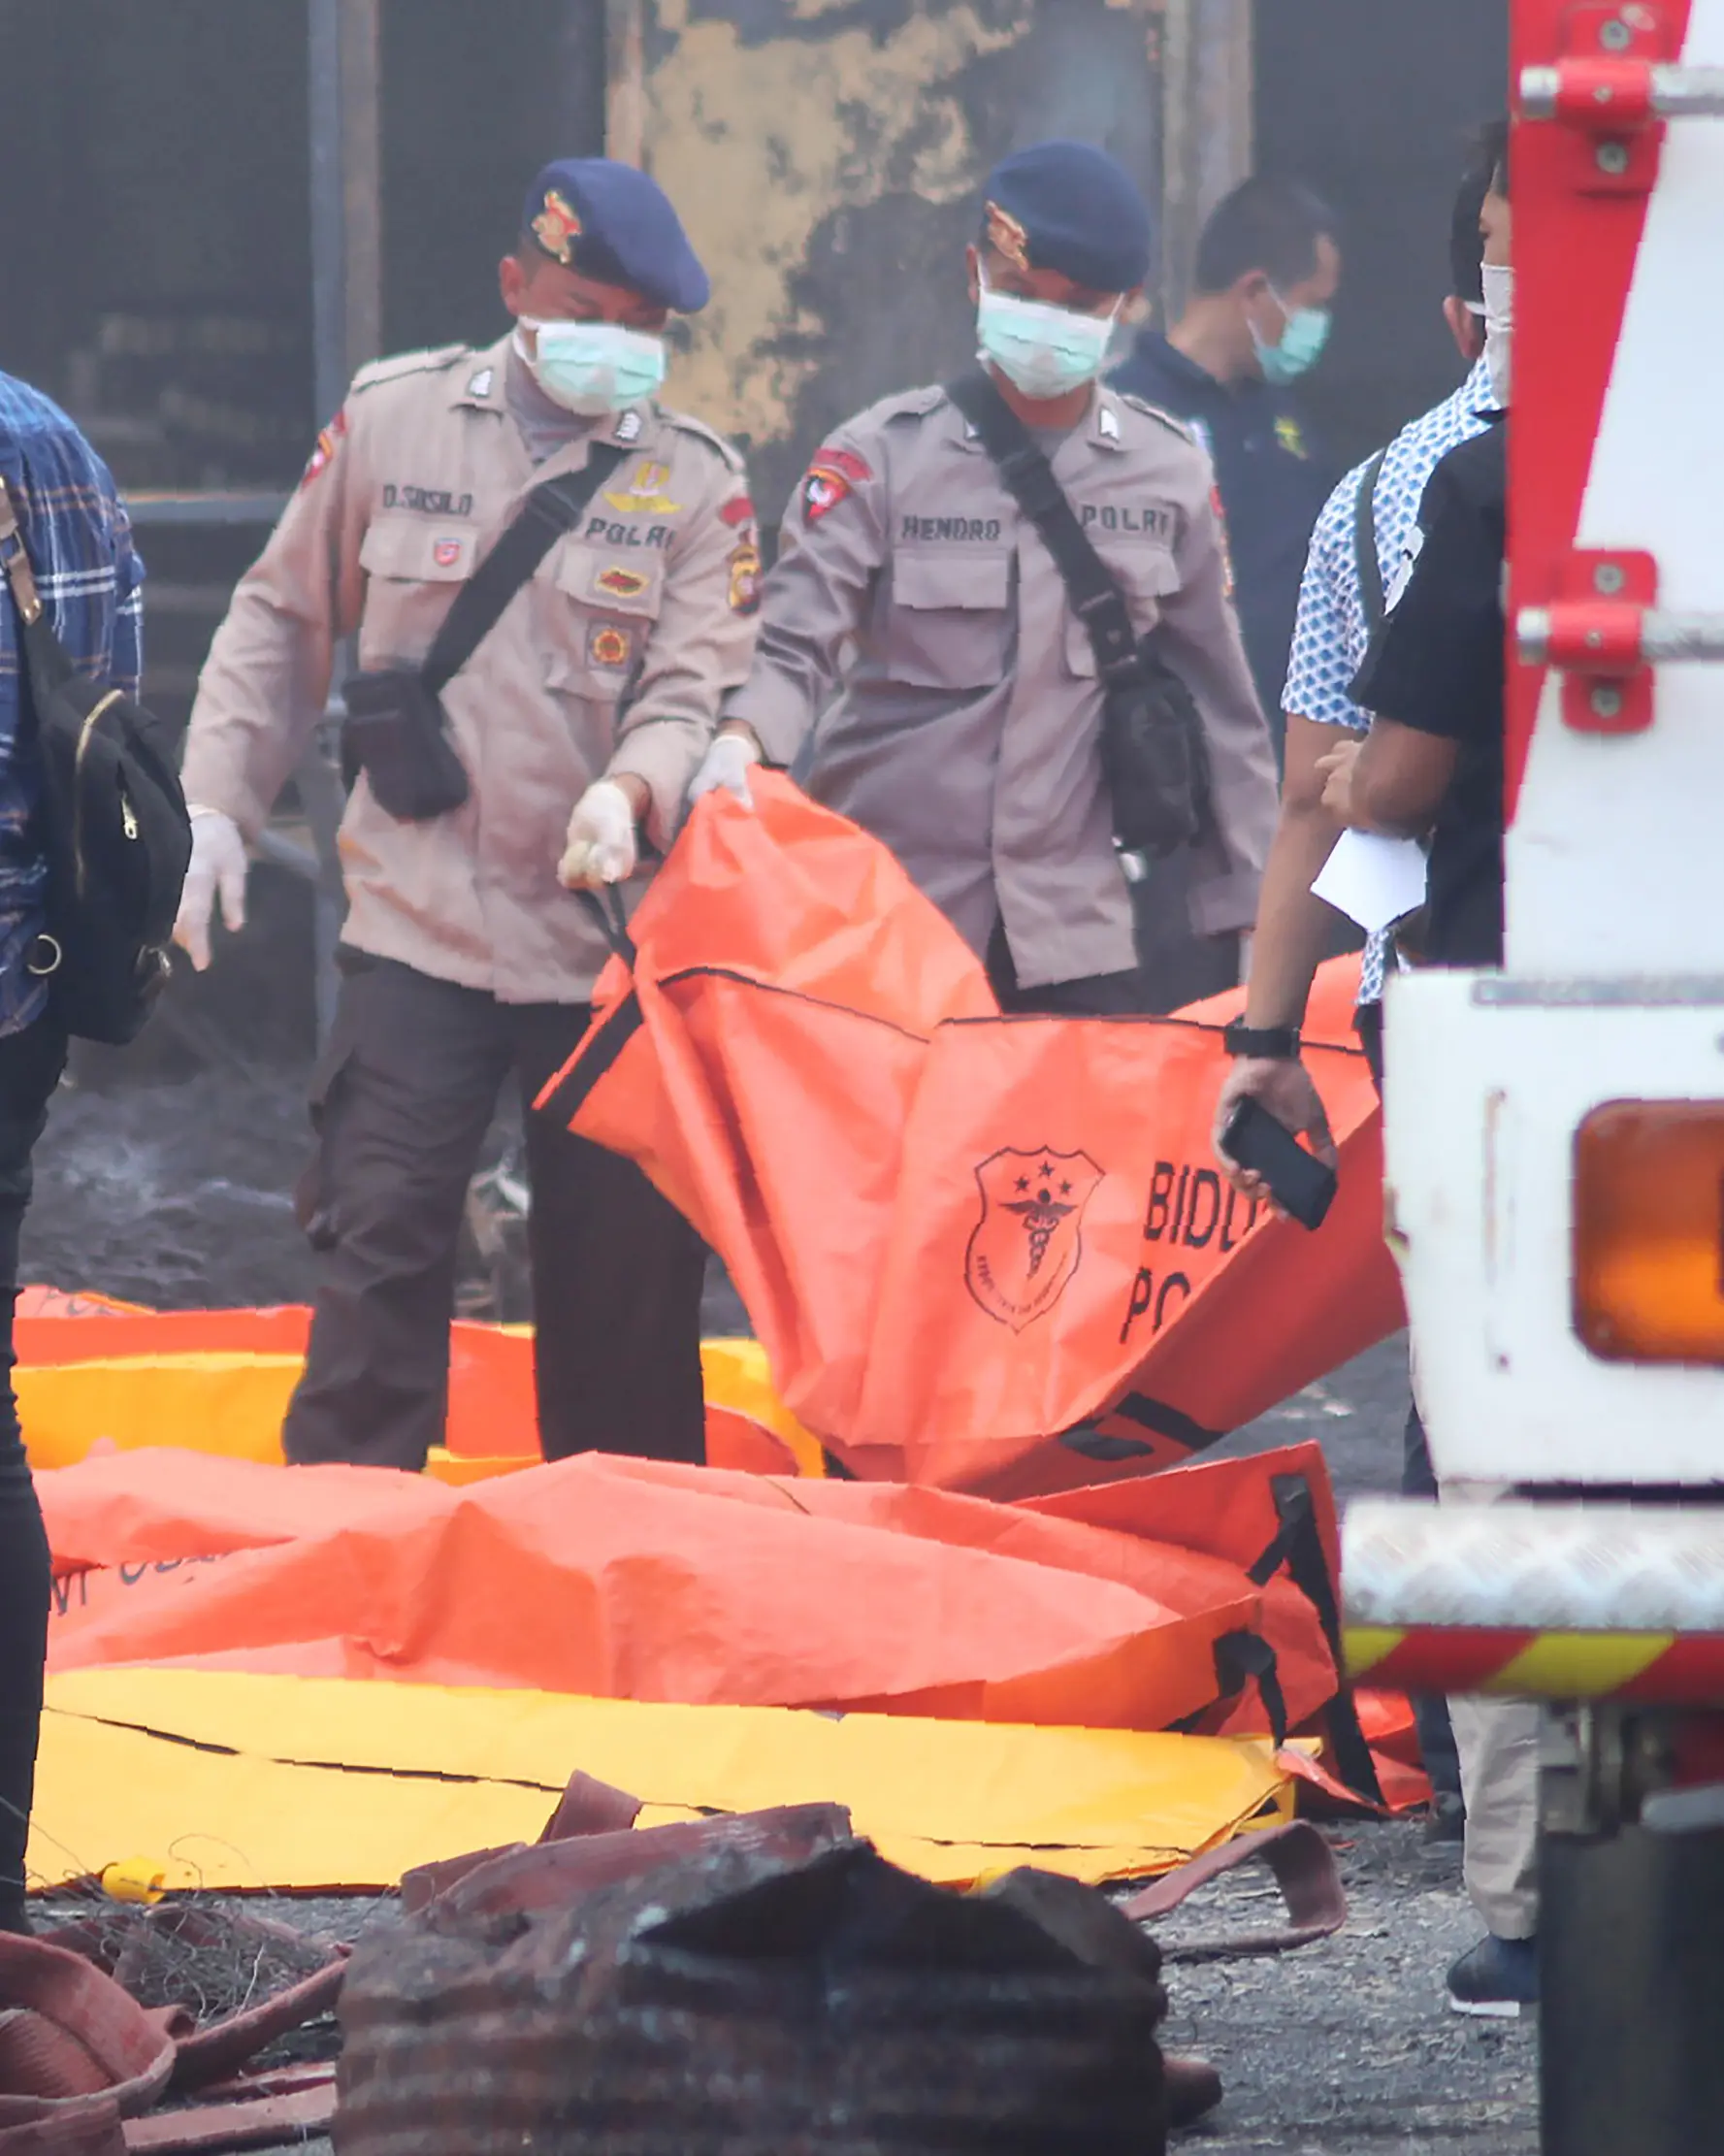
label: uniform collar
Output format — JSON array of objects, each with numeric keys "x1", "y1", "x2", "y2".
[
  {"x1": 1088, "y1": 386, "x2": 1129, "y2": 452},
  {"x1": 598, "y1": 403, "x2": 654, "y2": 448},
  {"x1": 1461, "y1": 351, "x2": 1503, "y2": 417},
  {"x1": 455, "y1": 332, "x2": 653, "y2": 447},
  {"x1": 1130, "y1": 329, "x2": 1220, "y2": 394},
  {"x1": 454, "y1": 334, "x2": 514, "y2": 410},
  {"x1": 950, "y1": 382, "x2": 1127, "y2": 454}
]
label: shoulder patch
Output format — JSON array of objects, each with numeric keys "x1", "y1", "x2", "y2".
[
  {"x1": 1116, "y1": 393, "x2": 1198, "y2": 445},
  {"x1": 660, "y1": 408, "x2": 747, "y2": 474},
  {"x1": 349, "y1": 343, "x2": 471, "y2": 396},
  {"x1": 799, "y1": 444, "x2": 873, "y2": 525}
]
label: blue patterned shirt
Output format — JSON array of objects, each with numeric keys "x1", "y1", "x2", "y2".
[
  {"x1": 0, "y1": 374, "x2": 145, "y2": 1035},
  {"x1": 1282, "y1": 356, "x2": 1499, "y2": 1004}
]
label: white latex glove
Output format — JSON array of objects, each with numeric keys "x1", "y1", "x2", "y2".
[
  {"x1": 687, "y1": 730, "x2": 761, "y2": 810},
  {"x1": 173, "y1": 807, "x2": 248, "y2": 972},
  {"x1": 558, "y1": 779, "x2": 638, "y2": 890}
]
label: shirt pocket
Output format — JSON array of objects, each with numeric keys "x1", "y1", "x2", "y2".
[
  {"x1": 356, "y1": 516, "x2": 477, "y2": 669},
  {"x1": 542, "y1": 543, "x2": 667, "y2": 702},
  {"x1": 1062, "y1": 542, "x2": 1182, "y2": 678},
  {"x1": 883, "y1": 552, "x2": 1011, "y2": 692}
]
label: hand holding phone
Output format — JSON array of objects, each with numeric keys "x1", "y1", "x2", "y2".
[{"x1": 1220, "y1": 1095, "x2": 1338, "y2": 1231}]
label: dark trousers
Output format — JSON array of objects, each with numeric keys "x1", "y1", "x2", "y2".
[
  {"x1": 1355, "y1": 999, "x2": 1463, "y2": 1801},
  {"x1": 283, "y1": 957, "x2": 707, "y2": 1472},
  {"x1": 0, "y1": 1017, "x2": 68, "y2": 1926}
]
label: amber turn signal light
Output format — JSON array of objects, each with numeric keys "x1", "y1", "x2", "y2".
[{"x1": 1574, "y1": 1101, "x2": 1724, "y2": 1365}]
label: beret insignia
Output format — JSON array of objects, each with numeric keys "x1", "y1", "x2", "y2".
[{"x1": 533, "y1": 188, "x2": 583, "y2": 266}]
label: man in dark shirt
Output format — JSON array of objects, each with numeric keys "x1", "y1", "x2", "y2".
[
  {"x1": 1111, "y1": 178, "x2": 1341, "y2": 742},
  {"x1": 1343, "y1": 415, "x2": 1507, "y2": 964},
  {"x1": 1324, "y1": 405, "x2": 1532, "y2": 2021}
]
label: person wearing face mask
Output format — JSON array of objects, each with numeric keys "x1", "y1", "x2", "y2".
[
  {"x1": 1480, "y1": 256, "x2": 1513, "y2": 409},
  {"x1": 1210, "y1": 121, "x2": 1508, "y2": 1872},
  {"x1": 1110, "y1": 179, "x2": 1342, "y2": 754},
  {"x1": 1317, "y1": 163, "x2": 1529, "y2": 2021},
  {"x1": 173, "y1": 158, "x2": 762, "y2": 1473},
  {"x1": 692, "y1": 140, "x2": 1277, "y2": 1020}
]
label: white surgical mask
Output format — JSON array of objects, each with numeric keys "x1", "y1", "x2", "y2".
[
  {"x1": 976, "y1": 275, "x2": 1121, "y2": 401},
  {"x1": 1480, "y1": 261, "x2": 1513, "y2": 408},
  {"x1": 518, "y1": 316, "x2": 667, "y2": 415}
]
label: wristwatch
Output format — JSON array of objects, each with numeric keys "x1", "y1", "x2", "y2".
[{"x1": 1222, "y1": 1019, "x2": 1301, "y2": 1062}]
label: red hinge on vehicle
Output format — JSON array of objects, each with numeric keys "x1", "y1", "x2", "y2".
[
  {"x1": 1518, "y1": 550, "x2": 1658, "y2": 733},
  {"x1": 1517, "y1": 550, "x2": 1724, "y2": 734},
  {"x1": 1518, "y1": 3, "x2": 1724, "y2": 194}
]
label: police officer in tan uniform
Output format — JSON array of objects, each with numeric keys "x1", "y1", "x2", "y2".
[
  {"x1": 692, "y1": 142, "x2": 1276, "y2": 1015},
  {"x1": 175, "y1": 160, "x2": 762, "y2": 1471}
]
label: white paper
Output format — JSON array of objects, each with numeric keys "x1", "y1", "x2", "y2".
[{"x1": 1311, "y1": 832, "x2": 1428, "y2": 935}]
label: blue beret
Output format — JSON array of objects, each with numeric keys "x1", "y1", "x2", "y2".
[
  {"x1": 523, "y1": 159, "x2": 710, "y2": 314},
  {"x1": 980, "y1": 141, "x2": 1154, "y2": 295}
]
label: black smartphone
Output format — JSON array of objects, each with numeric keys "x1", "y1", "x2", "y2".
[{"x1": 1221, "y1": 1096, "x2": 1338, "y2": 1232}]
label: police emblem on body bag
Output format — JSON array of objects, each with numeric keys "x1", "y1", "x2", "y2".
[{"x1": 342, "y1": 444, "x2": 630, "y2": 821}]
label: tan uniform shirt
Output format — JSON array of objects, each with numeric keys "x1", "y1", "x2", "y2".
[
  {"x1": 181, "y1": 333, "x2": 760, "y2": 1003},
  {"x1": 728, "y1": 382, "x2": 1277, "y2": 989}
]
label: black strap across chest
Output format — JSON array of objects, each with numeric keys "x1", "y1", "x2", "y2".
[
  {"x1": 943, "y1": 371, "x2": 1143, "y2": 687},
  {"x1": 419, "y1": 441, "x2": 631, "y2": 696},
  {"x1": 1353, "y1": 445, "x2": 1391, "y2": 637}
]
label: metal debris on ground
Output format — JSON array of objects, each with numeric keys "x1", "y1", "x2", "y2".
[{"x1": 340, "y1": 1810, "x2": 1172, "y2": 2155}]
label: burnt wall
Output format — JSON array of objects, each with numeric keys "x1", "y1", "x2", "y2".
[
  {"x1": 637, "y1": 0, "x2": 1168, "y2": 522},
  {"x1": 0, "y1": 0, "x2": 1509, "y2": 688}
]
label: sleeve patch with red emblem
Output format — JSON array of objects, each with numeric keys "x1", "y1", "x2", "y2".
[
  {"x1": 720, "y1": 495, "x2": 756, "y2": 529},
  {"x1": 727, "y1": 539, "x2": 763, "y2": 617},
  {"x1": 299, "y1": 408, "x2": 347, "y2": 491},
  {"x1": 800, "y1": 445, "x2": 872, "y2": 525}
]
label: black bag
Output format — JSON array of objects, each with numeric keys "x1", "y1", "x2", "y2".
[
  {"x1": 0, "y1": 478, "x2": 192, "y2": 1046},
  {"x1": 946, "y1": 372, "x2": 1212, "y2": 859},
  {"x1": 342, "y1": 442, "x2": 632, "y2": 822}
]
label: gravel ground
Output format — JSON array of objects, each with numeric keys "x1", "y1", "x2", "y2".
[
  {"x1": 1158, "y1": 1823, "x2": 1535, "y2": 2153},
  {"x1": 21, "y1": 995, "x2": 1538, "y2": 2152}
]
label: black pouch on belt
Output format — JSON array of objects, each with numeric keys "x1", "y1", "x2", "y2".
[
  {"x1": 342, "y1": 441, "x2": 631, "y2": 823},
  {"x1": 340, "y1": 670, "x2": 469, "y2": 822}
]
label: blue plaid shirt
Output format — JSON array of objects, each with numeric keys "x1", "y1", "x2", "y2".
[
  {"x1": 0, "y1": 373, "x2": 145, "y2": 1036},
  {"x1": 1282, "y1": 356, "x2": 1499, "y2": 1005}
]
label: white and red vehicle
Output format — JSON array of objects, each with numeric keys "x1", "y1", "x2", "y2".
[{"x1": 1340, "y1": 4, "x2": 1724, "y2": 2147}]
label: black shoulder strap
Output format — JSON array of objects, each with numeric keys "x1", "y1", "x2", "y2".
[
  {"x1": 419, "y1": 440, "x2": 632, "y2": 696},
  {"x1": 944, "y1": 372, "x2": 1141, "y2": 686},
  {"x1": 0, "y1": 477, "x2": 76, "y2": 698},
  {"x1": 1353, "y1": 445, "x2": 1391, "y2": 637}
]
